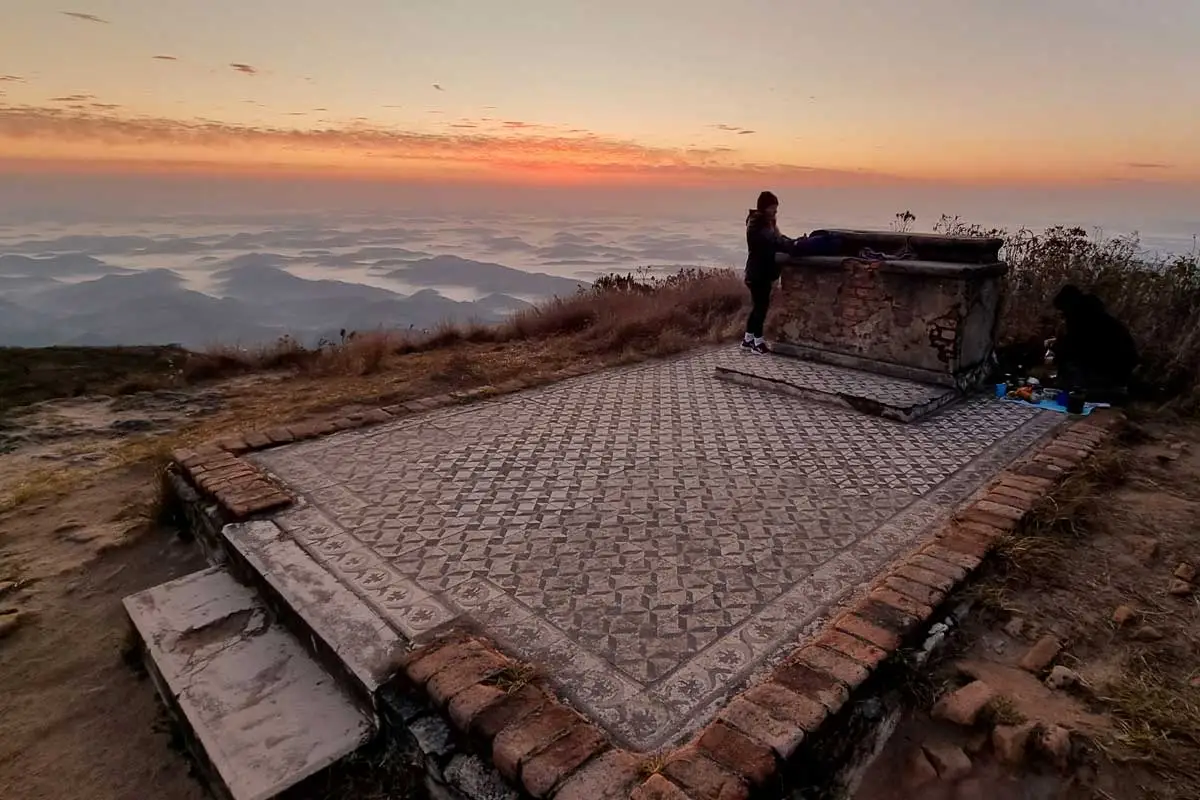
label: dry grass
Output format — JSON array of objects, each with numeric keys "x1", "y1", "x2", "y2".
[
  {"x1": 637, "y1": 752, "x2": 670, "y2": 779},
  {"x1": 1102, "y1": 652, "x2": 1200, "y2": 777},
  {"x1": 983, "y1": 694, "x2": 1029, "y2": 726},
  {"x1": 178, "y1": 267, "x2": 746, "y2": 386},
  {"x1": 488, "y1": 662, "x2": 542, "y2": 694},
  {"x1": 0, "y1": 467, "x2": 84, "y2": 515}
]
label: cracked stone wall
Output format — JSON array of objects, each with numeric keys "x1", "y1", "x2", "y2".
[{"x1": 768, "y1": 262, "x2": 1002, "y2": 384}]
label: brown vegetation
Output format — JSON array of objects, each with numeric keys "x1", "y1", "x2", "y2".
[
  {"x1": 180, "y1": 267, "x2": 746, "y2": 384},
  {"x1": 932, "y1": 216, "x2": 1200, "y2": 408}
]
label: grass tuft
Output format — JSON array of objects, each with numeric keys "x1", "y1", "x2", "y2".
[
  {"x1": 490, "y1": 662, "x2": 542, "y2": 694},
  {"x1": 984, "y1": 695, "x2": 1028, "y2": 726},
  {"x1": 1102, "y1": 652, "x2": 1200, "y2": 782}
]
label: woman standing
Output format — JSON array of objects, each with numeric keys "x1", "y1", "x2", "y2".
[{"x1": 742, "y1": 191, "x2": 797, "y2": 354}]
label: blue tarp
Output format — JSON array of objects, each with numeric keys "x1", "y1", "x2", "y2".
[{"x1": 998, "y1": 397, "x2": 1110, "y2": 415}]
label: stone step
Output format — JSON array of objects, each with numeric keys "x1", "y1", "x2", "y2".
[
  {"x1": 715, "y1": 350, "x2": 961, "y2": 423},
  {"x1": 220, "y1": 519, "x2": 409, "y2": 705},
  {"x1": 123, "y1": 566, "x2": 375, "y2": 800}
]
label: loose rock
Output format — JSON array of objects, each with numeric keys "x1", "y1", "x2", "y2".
[
  {"x1": 0, "y1": 609, "x2": 21, "y2": 639},
  {"x1": 1169, "y1": 579, "x2": 1194, "y2": 597},
  {"x1": 932, "y1": 680, "x2": 997, "y2": 727},
  {"x1": 1045, "y1": 665, "x2": 1080, "y2": 691},
  {"x1": 1174, "y1": 563, "x2": 1197, "y2": 583},
  {"x1": 1112, "y1": 605, "x2": 1138, "y2": 627},
  {"x1": 1036, "y1": 725, "x2": 1073, "y2": 770},
  {"x1": 992, "y1": 723, "x2": 1036, "y2": 766},
  {"x1": 1127, "y1": 537, "x2": 1159, "y2": 565},
  {"x1": 1132, "y1": 625, "x2": 1164, "y2": 642},
  {"x1": 922, "y1": 741, "x2": 973, "y2": 782},
  {"x1": 960, "y1": 730, "x2": 989, "y2": 757},
  {"x1": 904, "y1": 748, "x2": 938, "y2": 791},
  {"x1": 1002, "y1": 617, "x2": 1025, "y2": 639},
  {"x1": 1019, "y1": 634, "x2": 1062, "y2": 674}
]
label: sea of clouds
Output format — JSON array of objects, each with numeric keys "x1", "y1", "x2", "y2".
[
  {"x1": 0, "y1": 211, "x2": 755, "y2": 348},
  {"x1": 0, "y1": 206, "x2": 1195, "y2": 349}
]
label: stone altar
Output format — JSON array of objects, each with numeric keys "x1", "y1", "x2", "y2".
[{"x1": 767, "y1": 229, "x2": 1007, "y2": 391}]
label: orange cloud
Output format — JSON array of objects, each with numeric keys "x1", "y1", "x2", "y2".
[{"x1": 0, "y1": 102, "x2": 898, "y2": 187}]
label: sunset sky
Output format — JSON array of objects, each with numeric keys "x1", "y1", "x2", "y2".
[{"x1": 1, "y1": 1, "x2": 1198, "y2": 188}]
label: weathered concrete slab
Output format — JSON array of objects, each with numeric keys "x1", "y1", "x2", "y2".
[
  {"x1": 223, "y1": 519, "x2": 407, "y2": 696},
  {"x1": 123, "y1": 567, "x2": 374, "y2": 800},
  {"x1": 246, "y1": 348, "x2": 1061, "y2": 750},
  {"x1": 714, "y1": 351, "x2": 959, "y2": 422}
]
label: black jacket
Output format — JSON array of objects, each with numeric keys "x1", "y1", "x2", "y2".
[
  {"x1": 1055, "y1": 292, "x2": 1139, "y2": 378},
  {"x1": 745, "y1": 210, "x2": 797, "y2": 284}
]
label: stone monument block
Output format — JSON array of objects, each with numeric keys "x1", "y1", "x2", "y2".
[{"x1": 767, "y1": 229, "x2": 1007, "y2": 391}]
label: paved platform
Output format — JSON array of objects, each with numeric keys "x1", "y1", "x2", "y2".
[
  {"x1": 247, "y1": 348, "x2": 1059, "y2": 750},
  {"x1": 713, "y1": 351, "x2": 960, "y2": 422}
]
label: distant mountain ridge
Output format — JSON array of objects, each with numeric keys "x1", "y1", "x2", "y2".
[
  {"x1": 379, "y1": 254, "x2": 585, "y2": 296},
  {"x1": 0, "y1": 254, "x2": 544, "y2": 348}
]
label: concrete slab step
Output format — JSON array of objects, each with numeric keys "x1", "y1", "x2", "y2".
[
  {"x1": 124, "y1": 566, "x2": 375, "y2": 800},
  {"x1": 221, "y1": 519, "x2": 408, "y2": 701},
  {"x1": 715, "y1": 350, "x2": 960, "y2": 423}
]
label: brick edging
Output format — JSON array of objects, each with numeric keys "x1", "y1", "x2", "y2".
[
  {"x1": 388, "y1": 411, "x2": 1122, "y2": 800},
  {"x1": 169, "y1": 364, "x2": 598, "y2": 520}
]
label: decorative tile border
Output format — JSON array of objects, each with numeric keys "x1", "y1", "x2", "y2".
[{"x1": 382, "y1": 410, "x2": 1121, "y2": 800}]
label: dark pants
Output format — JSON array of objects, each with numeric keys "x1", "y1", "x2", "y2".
[{"x1": 745, "y1": 279, "x2": 774, "y2": 337}]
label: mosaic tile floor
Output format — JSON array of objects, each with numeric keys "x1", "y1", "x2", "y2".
[{"x1": 249, "y1": 348, "x2": 1060, "y2": 749}]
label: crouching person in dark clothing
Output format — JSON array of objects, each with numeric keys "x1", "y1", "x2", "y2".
[
  {"x1": 742, "y1": 191, "x2": 836, "y2": 354},
  {"x1": 1048, "y1": 284, "x2": 1138, "y2": 399}
]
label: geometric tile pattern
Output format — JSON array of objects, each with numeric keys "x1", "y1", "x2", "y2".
[{"x1": 250, "y1": 347, "x2": 1061, "y2": 749}]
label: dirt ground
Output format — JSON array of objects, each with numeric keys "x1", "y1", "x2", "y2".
[
  {"x1": 855, "y1": 418, "x2": 1200, "y2": 800},
  {"x1": 0, "y1": 465, "x2": 208, "y2": 800}
]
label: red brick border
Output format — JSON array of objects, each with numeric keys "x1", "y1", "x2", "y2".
[{"x1": 382, "y1": 411, "x2": 1122, "y2": 800}]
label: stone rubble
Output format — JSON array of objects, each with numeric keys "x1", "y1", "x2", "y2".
[
  {"x1": 931, "y1": 680, "x2": 997, "y2": 727},
  {"x1": 922, "y1": 741, "x2": 973, "y2": 782},
  {"x1": 992, "y1": 723, "x2": 1037, "y2": 766},
  {"x1": 1132, "y1": 625, "x2": 1164, "y2": 642},
  {"x1": 1111, "y1": 604, "x2": 1138, "y2": 627},
  {"x1": 1035, "y1": 725, "x2": 1073, "y2": 770},
  {"x1": 1044, "y1": 665, "x2": 1081, "y2": 691},
  {"x1": 1018, "y1": 634, "x2": 1062, "y2": 674}
]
